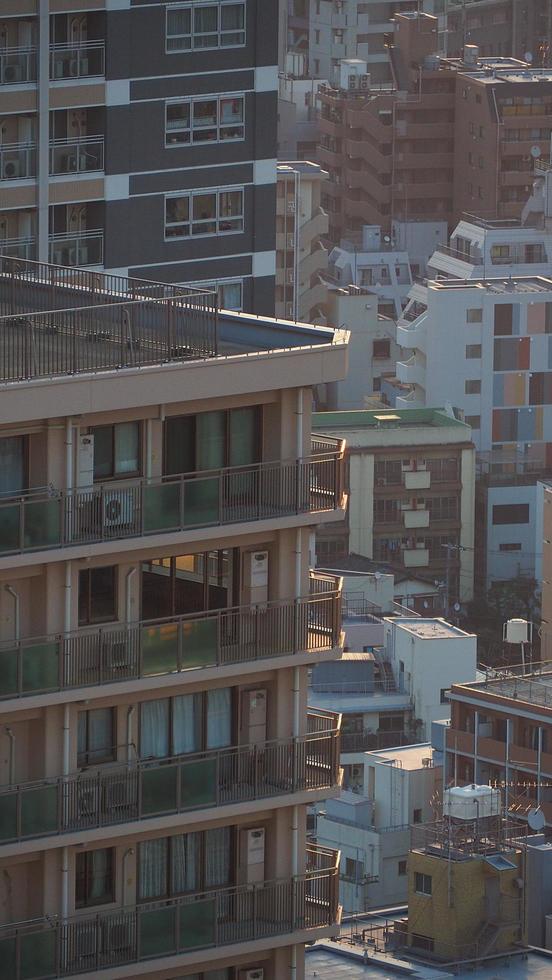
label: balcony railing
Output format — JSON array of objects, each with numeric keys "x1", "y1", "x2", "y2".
[
  {"x1": 340, "y1": 730, "x2": 412, "y2": 753},
  {"x1": 0, "y1": 587, "x2": 342, "y2": 700},
  {"x1": 0, "y1": 47, "x2": 37, "y2": 85},
  {"x1": 0, "y1": 142, "x2": 36, "y2": 180},
  {"x1": 0, "y1": 847, "x2": 340, "y2": 978},
  {"x1": 0, "y1": 450, "x2": 344, "y2": 557},
  {"x1": 49, "y1": 136, "x2": 104, "y2": 176},
  {"x1": 49, "y1": 41, "x2": 105, "y2": 80},
  {"x1": 48, "y1": 230, "x2": 103, "y2": 267},
  {"x1": 0, "y1": 720, "x2": 341, "y2": 844},
  {"x1": 0, "y1": 237, "x2": 36, "y2": 261}
]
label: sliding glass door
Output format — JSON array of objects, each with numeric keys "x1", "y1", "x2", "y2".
[{"x1": 141, "y1": 548, "x2": 239, "y2": 621}]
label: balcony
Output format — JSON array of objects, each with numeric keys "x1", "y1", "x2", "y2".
[
  {"x1": 0, "y1": 846, "x2": 340, "y2": 978},
  {"x1": 49, "y1": 41, "x2": 105, "y2": 80},
  {"x1": 299, "y1": 208, "x2": 329, "y2": 250},
  {"x1": 0, "y1": 47, "x2": 37, "y2": 85},
  {"x1": 0, "y1": 237, "x2": 36, "y2": 261},
  {"x1": 0, "y1": 717, "x2": 341, "y2": 845},
  {"x1": 396, "y1": 311, "x2": 427, "y2": 351},
  {"x1": 403, "y1": 508, "x2": 429, "y2": 529},
  {"x1": 48, "y1": 230, "x2": 104, "y2": 267},
  {"x1": 0, "y1": 584, "x2": 342, "y2": 701},
  {"x1": 403, "y1": 547, "x2": 429, "y2": 568},
  {"x1": 0, "y1": 143, "x2": 36, "y2": 181},
  {"x1": 0, "y1": 447, "x2": 344, "y2": 560},
  {"x1": 49, "y1": 136, "x2": 104, "y2": 176},
  {"x1": 396, "y1": 355, "x2": 426, "y2": 389},
  {"x1": 403, "y1": 469, "x2": 430, "y2": 491}
]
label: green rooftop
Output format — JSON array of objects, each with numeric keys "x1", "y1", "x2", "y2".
[{"x1": 312, "y1": 408, "x2": 470, "y2": 430}]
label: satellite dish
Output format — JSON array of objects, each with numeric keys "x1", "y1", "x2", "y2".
[
  {"x1": 454, "y1": 602, "x2": 461, "y2": 612},
  {"x1": 531, "y1": 145, "x2": 542, "y2": 159},
  {"x1": 383, "y1": 235, "x2": 391, "y2": 243},
  {"x1": 528, "y1": 808, "x2": 545, "y2": 831},
  {"x1": 525, "y1": 51, "x2": 533, "y2": 63}
]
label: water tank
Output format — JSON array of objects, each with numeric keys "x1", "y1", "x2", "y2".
[
  {"x1": 443, "y1": 784, "x2": 501, "y2": 821},
  {"x1": 505, "y1": 618, "x2": 530, "y2": 645}
]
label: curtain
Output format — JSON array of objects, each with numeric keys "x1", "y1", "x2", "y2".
[
  {"x1": 206, "y1": 688, "x2": 231, "y2": 749},
  {"x1": 172, "y1": 694, "x2": 201, "y2": 755},
  {"x1": 139, "y1": 838, "x2": 167, "y2": 899},
  {"x1": 115, "y1": 422, "x2": 139, "y2": 474},
  {"x1": 221, "y1": 4, "x2": 244, "y2": 28},
  {"x1": 87, "y1": 708, "x2": 113, "y2": 762},
  {"x1": 172, "y1": 832, "x2": 200, "y2": 893},
  {"x1": 229, "y1": 407, "x2": 257, "y2": 466},
  {"x1": 89, "y1": 848, "x2": 113, "y2": 903},
  {"x1": 0, "y1": 437, "x2": 24, "y2": 496},
  {"x1": 205, "y1": 827, "x2": 231, "y2": 888},
  {"x1": 196, "y1": 411, "x2": 225, "y2": 471},
  {"x1": 140, "y1": 699, "x2": 169, "y2": 758}
]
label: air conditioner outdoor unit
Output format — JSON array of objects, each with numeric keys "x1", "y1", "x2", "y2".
[
  {"x1": 348, "y1": 74, "x2": 358, "y2": 89},
  {"x1": 101, "y1": 920, "x2": 133, "y2": 956},
  {"x1": 2, "y1": 159, "x2": 21, "y2": 179},
  {"x1": 3, "y1": 64, "x2": 22, "y2": 83},
  {"x1": 287, "y1": 234, "x2": 295, "y2": 248},
  {"x1": 76, "y1": 783, "x2": 99, "y2": 820},
  {"x1": 104, "y1": 773, "x2": 133, "y2": 811},
  {"x1": 240, "y1": 971, "x2": 264, "y2": 980},
  {"x1": 62, "y1": 152, "x2": 78, "y2": 173},
  {"x1": 102, "y1": 634, "x2": 130, "y2": 670},
  {"x1": 103, "y1": 488, "x2": 136, "y2": 528},
  {"x1": 359, "y1": 73, "x2": 370, "y2": 90}
]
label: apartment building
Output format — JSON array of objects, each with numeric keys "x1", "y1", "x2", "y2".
[
  {"x1": 312, "y1": 409, "x2": 476, "y2": 602},
  {"x1": 0, "y1": 256, "x2": 349, "y2": 980},
  {"x1": 275, "y1": 160, "x2": 329, "y2": 322},
  {"x1": 444, "y1": 0, "x2": 552, "y2": 65},
  {"x1": 0, "y1": 0, "x2": 278, "y2": 314}
]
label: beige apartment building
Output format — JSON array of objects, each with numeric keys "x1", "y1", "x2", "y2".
[
  {"x1": 0, "y1": 256, "x2": 348, "y2": 979},
  {"x1": 276, "y1": 161, "x2": 329, "y2": 323}
]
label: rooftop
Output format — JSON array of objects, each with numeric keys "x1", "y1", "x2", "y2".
[
  {"x1": 368, "y1": 742, "x2": 435, "y2": 771},
  {"x1": 389, "y1": 618, "x2": 475, "y2": 641},
  {"x1": 429, "y1": 275, "x2": 552, "y2": 294},
  {"x1": 312, "y1": 408, "x2": 467, "y2": 431},
  {"x1": 452, "y1": 666, "x2": 552, "y2": 711},
  {"x1": 277, "y1": 160, "x2": 329, "y2": 179}
]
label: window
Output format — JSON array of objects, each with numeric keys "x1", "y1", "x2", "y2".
[
  {"x1": 440, "y1": 687, "x2": 449, "y2": 704},
  {"x1": 373, "y1": 338, "x2": 390, "y2": 359},
  {"x1": 76, "y1": 848, "x2": 114, "y2": 908},
  {"x1": 398, "y1": 860, "x2": 407, "y2": 876},
  {"x1": 479, "y1": 125, "x2": 485, "y2": 137},
  {"x1": 138, "y1": 826, "x2": 233, "y2": 899},
  {"x1": 492, "y1": 503, "x2": 530, "y2": 525},
  {"x1": 499, "y1": 542, "x2": 522, "y2": 551},
  {"x1": 465, "y1": 415, "x2": 481, "y2": 429},
  {"x1": 77, "y1": 708, "x2": 115, "y2": 767},
  {"x1": 164, "y1": 406, "x2": 260, "y2": 476},
  {"x1": 165, "y1": 188, "x2": 244, "y2": 238},
  {"x1": 415, "y1": 871, "x2": 432, "y2": 895},
  {"x1": 379, "y1": 713, "x2": 404, "y2": 732},
  {"x1": 139, "y1": 688, "x2": 234, "y2": 759},
  {"x1": 166, "y1": 95, "x2": 245, "y2": 146},
  {"x1": 413, "y1": 809, "x2": 422, "y2": 824},
  {"x1": 465, "y1": 344, "x2": 482, "y2": 358},
  {"x1": 465, "y1": 379, "x2": 481, "y2": 394},
  {"x1": 466, "y1": 308, "x2": 482, "y2": 323},
  {"x1": 0, "y1": 435, "x2": 27, "y2": 497},
  {"x1": 344, "y1": 856, "x2": 364, "y2": 881},
  {"x1": 166, "y1": 2, "x2": 245, "y2": 52},
  {"x1": 92, "y1": 422, "x2": 140, "y2": 480},
  {"x1": 78, "y1": 566, "x2": 117, "y2": 625}
]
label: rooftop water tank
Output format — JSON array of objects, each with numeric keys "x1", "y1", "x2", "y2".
[
  {"x1": 505, "y1": 618, "x2": 530, "y2": 645},
  {"x1": 443, "y1": 784, "x2": 501, "y2": 821}
]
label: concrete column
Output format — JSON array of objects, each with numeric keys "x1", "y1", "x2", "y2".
[{"x1": 38, "y1": 0, "x2": 50, "y2": 261}]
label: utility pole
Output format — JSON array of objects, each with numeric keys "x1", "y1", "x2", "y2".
[{"x1": 441, "y1": 543, "x2": 473, "y2": 618}]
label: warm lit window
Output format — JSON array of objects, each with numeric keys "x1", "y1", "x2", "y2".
[
  {"x1": 165, "y1": 188, "x2": 244, "y2": 238},
  {"x1": 166, "y1": 95, "x2": 245, "y2": 145}
]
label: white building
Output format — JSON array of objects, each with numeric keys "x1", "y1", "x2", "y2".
[
  {"x1": 316, "y1": 743, "x2": 441, "y2": 912},
  {"x1": 384, "y1": 618, "x2": 477, "y2": 741},
  {"x1": 328, "y1": 225, "x2": 413, "y2": 320},
  {"x1": 308, "y1": 1, "x2": 401, "y2": 83},
  {"x1": 278, "y1": 55, "x2": 326, "y2": 159}
]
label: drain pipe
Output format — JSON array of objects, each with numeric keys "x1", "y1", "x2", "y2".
[
  {"x1": 291, "y1": 388, "x2": 304, "y2": 980},
  {"x1": 62, "y1": 560, "x2": 72, "y2": 922},
  {"x1": 65, "y1": 417, "x2": 73, "y2": 491},
  {"x1": 4, "y1": 585, "x2": 20, "y2": 643},
  {"x1": 125, "y1": 567, "x2": 136, "y2": 625},
  {"x1": 122, "y1": 848, "x2": 135, "y2": 906},
  {"x1": 5, "y1": 728, "x2": 15, "y2": 786},
  {"x1": 126, "y1": 705, "x2": 135, "y2": 764}
]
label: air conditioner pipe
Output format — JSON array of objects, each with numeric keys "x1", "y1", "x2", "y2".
[
  {"x1": 125, "y1": 566, "x2": 136, "y2": 625},
  {"x1": 4, "y1": 728, "x2": 15, "y2": 786},
  {"x1": 4, "y1": 585, "x2": 20, "y2": 642}
]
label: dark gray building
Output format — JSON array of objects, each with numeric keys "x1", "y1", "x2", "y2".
[{"x1": 0, "y1": 0, "x2": 278, "y2": 314}]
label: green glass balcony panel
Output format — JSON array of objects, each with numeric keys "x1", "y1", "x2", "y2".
[
  {"x1": 0, "y1": 649, "x2": 18, "y2": 697},
  {"x1": 179, "y1": 757, "x2": 217, "y2": 808},
  {"x1": 0, "y1": 503, "x2": 21, "y2": 554},
  {"x1": 0, "y1": 937, "x2": 16, "y2": 978},
  {"x1": 178, "y1": 898, "x2": 216, "y2": 950},
  {"x1": 141, "y1": 623, "x2": 178, "y2": 676},
  {"x1": 140, "y1": 764, "x2": 178, "y2": 815},
  {"x1": 20, "y1": 929, "x2": 57, "y2": 979},
  {"x1": 138, "y1": 906, "x2": 176, "y2": 959},
  {"x1": 143, "y1": 482, "x2": 180, "y2": 534},
  {"x1": 181, "y1": 617, "x2": 217, "y2": 669},
  {"x1": 23, "y1": 499, "x2": 62, "y2": 550},
  {"x1": 183, "y1": 476, "x2": 219, "y2": 526},
  {"x1": 0, "y1": 793, "x2": 17, "y2": 842},
  {"x1": 21, "y1": 642, "x2": 59, "y2": 693},
  {"x1": 21, "y1": 785, "x2": 58, "y2": 838}
]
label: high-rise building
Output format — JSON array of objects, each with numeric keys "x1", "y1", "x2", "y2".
[
  {"x1": 443, "y1": 0, "x2": 552, "y2": 66},
  {"x1": 0, "y1": 0, "x2": 278, "y2": 314},
  {"x1": 276, "y1": 160, "x2": 329, "y2": 322},
  {"x1": 0, "y1": 255, "x2": 348, "y2": 979}
]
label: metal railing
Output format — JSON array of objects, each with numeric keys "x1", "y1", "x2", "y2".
[
  {"x1": 49, "y1": 136, "x2": 104, "y2": 176},
  {"x1": 48, "y1": 229, "x2": 104, "y2": 268},
  {"x1": 0, "y1": 449, "x2": 344, "y2": 557},
  {"x1": 340, "y1": 730, "x2": 412, "y2": 753},
  {"x1": 0, "y1": 721, "x2": 341, "y2": 844},
  {"x1": 0, "y1": 142, "x2": 36, "y2": 180},
  {"x1": 49, "y1": 40, "x2": 105, "y2": 80},
  {"x1": 0, "y1": 238, "x2": 36, "y2": 261},
  {"x1": 0, "y1": 255, "x2": 219, "y2": 378},
  {"x1": 0, "y1": 588, "x2": 342, "y2": 700},
  {"x1": 0, "y1": 47, "x2": 37, "y2": 85},
  {"x1": 0, "y1": 849, "x2": 340, "y2": 977}
]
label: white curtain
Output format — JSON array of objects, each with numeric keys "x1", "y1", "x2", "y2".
[
  {"x1": 139, "y1": 838, "x2": 167, "y2": 899},
  {"x1": 140, "y1": 699, "x2": 169, "y2": 758},
  {"x1": 205, "y1": 827, "x2": 231, "y2": 888},
  {"x1": 172, "y1": 832, "x2": 199, "y2": 893},
  {"x1": 206, "y1": 688, "x2": 231, "y2": 749},
  {"x1": 172, "y1": 694, "x2": 200, "y2": 755}
]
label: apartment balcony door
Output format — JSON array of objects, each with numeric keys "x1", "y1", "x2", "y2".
[{"x1": 141, "y1": 549, "x2": 240, "y2": 622}]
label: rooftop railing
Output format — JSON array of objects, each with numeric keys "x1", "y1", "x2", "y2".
[
  {"x1": 0, "y1": 846, "x2": 340, "y2": 978},
  {"x1": 0, "y1": 238, "x2": 36, "y2": 261},
  {"x1": 0, "y1": 719, "x2": 341, "y2": 844},
  {"x1": 0, "y1": 585, "x2": 342, "y2": 701},
  {"x1": 0, "y1": 447, "x2": 344, "y2": 557}
]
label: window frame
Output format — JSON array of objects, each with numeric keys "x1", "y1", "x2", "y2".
[
  {"x1": 165, "y1": 2, "x2": 246, "y2": 53},
  {"x1": 165, "y1": 186, "x2": 244, "y2": 240},
  {"x1": 165, "y1": 93, "x2": 245, "y2": 147},
  {"x1": 162, "y1": 406, "x2": 262, "y2": 477},
  {"x1": 77, "y1": 707, "x2": 116, "y2": 768},
  {"x1": 137, "y1": 826, "x2": 237, "y2": 901},
  {"x1": 91, "y1": 421, "x2": 141, "y2": 482},
  {"x1": 78, "y1": 565, "x2": 118, "y2": 626},
  {"x1": 76, "y1": 847, "x2": 115, "y2": 909},
  {"x1": 138, "y1": 687, "x2": 237, "y2": 760},
  {"x1": 0, "y1": 434, "x2": 29, "y2": 498},
  {"x1": 414, "y1": 871, "x2": 432, "y2": 895}
]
